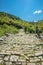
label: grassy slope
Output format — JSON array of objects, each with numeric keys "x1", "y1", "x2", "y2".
[
  {"x1": 0, "y1": 12, "x2": 30, "y2": 36},
  {"x1": 0, "y1": 12, "x2": 43, "y2": 36}
]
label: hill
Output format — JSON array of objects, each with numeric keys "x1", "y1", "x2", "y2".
[{"x1": 0, "y1": 12, "x2": 43, "y2": 36}]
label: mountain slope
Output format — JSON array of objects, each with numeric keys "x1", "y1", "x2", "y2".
[
  {"x1": 0, "y1": 12, "x2": 30, "y2": 36},
  {"x1": 0, "y1": 12, "x2": 43, "y2": 36}
]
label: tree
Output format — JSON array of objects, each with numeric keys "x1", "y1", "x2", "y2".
[{"x1": 36, "y1": 26, "x2": 40, "y2": 38}]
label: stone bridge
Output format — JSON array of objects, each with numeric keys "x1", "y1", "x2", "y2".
[{"x1": 0, "y1": 53, "x2": 43, "y2": 65}]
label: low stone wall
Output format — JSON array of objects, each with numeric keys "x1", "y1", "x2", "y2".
[{"x1": 0, "y1": 53, "x2": 43, "y2": 65}]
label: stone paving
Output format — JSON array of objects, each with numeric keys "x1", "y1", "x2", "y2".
[{"x1": 0, "y1": 29, "x2": 43, "y2": 65}]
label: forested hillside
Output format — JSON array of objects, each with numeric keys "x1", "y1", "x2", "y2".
[{"x1": 0, "y1": 12, "x2": 43, "y2": 36}]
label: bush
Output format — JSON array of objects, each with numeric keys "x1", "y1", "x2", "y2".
[
  {"x1": 0, "y1": 24, "x2": 18, "y2": 37},
  {"x1": 28, "y1": 26, "x2": 35, "y2": 33}
]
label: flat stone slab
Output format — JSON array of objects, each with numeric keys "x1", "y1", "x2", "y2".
[
  {"x1": 4, "y1": 56, "x2": 9, "y2": 61},
  {"x1": 27, "y1": 63, "x2": 35, "y2": 65},
  {"x1": 5, "y1": 62, "x2": 12, "y2": 65},
  {"x1": 10, "y1": 55, "x2": 19, "y2": 62}
]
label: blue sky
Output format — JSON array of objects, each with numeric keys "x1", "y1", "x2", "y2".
[{"x1": 0, "y1": 0, "x2": 43, "y2": 22}]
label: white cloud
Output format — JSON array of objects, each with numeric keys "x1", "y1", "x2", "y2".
[
  {"x1": 34, "y1": 20, "x2": 37, "y2": 22},
  {"x1": 33, "y1": 10, "x2": 42, "y2": 14}
]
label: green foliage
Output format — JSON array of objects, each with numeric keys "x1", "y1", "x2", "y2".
[
  {"x1": 0, "y1": 24, "x2": 18, "y2": 36},
  {"x1": 24, "y1": 27, "x2": 27, "y2": 33},
  {"x1": 0, "y1": 12, "x2": 43, "y2": 36}
]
